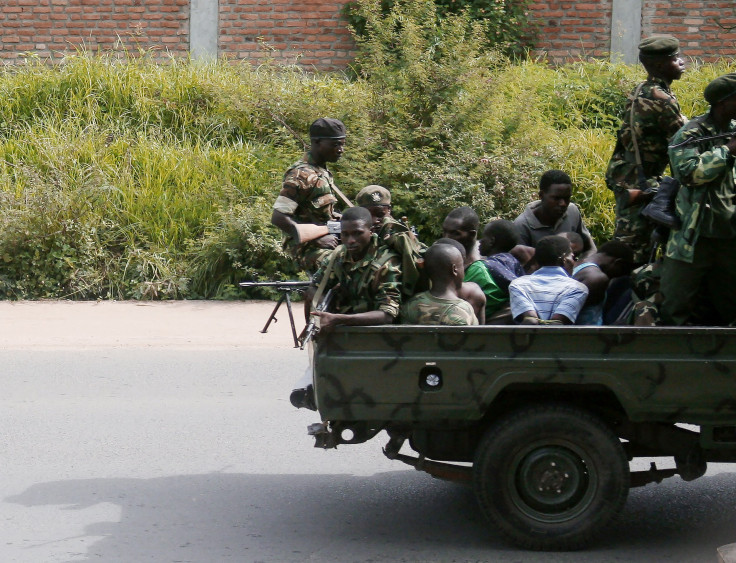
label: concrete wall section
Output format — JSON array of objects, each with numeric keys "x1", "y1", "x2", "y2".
[
  {"x1": 610, "y1": 0, "x2": 641, "y2": 63},
  {"x1": 191, "y1": 0, "x2": 219, "y2": 60}
]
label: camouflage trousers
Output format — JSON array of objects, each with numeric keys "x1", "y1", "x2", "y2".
[
  {"x1": 660, "y1": 237, "x2": 736, "y2": 326},
  {"x1": 612, "y1": 192, "x2": 655, "y2": 265},
  {"x1": 291, "y1": 244, "x2": 333, "y2": 277}
]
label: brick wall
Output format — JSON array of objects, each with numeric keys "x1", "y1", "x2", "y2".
[
  {"x1": 219, "y1": 0, "x2": 354, "y2": 69},
  {"x1": 1, "y1": 0, "x2": 735, "y2": 70},
  {"x1": 530, "y1": 0, "x2": 612, "y2": 61},
  {"x1": 642, "y1": 0, "x2": 736, "y2": 60},
  {"x1": 0, "y1": 0, "x2": 190, "y2": 63}
]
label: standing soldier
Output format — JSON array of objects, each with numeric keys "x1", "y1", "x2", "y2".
[
  {"x1": 271, "y1": 117, "x2": 348, "y2": 274},
  {"x1": 661, "y1": 74, "x2": 736, "y2": 326},
  {"x1": 605, "y1": 35, "x2": 686, "y2": 264}
]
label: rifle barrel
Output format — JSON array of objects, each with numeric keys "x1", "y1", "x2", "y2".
[
  {"x1": 239, "y1": 281, "x2": 310, "y2": 289},
  {"x1": 669, "y1": 132, "x2": 735, "y2": 149}
]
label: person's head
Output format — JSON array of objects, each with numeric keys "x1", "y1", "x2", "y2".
[
  {"x1": 340, "y1": 206, "x2": 373, "y2": 260},
  {"x1": 538, "y1": 170, "x2": 572, "y2": 223},
  {"x1": 309, "y1": 117, "x2": 346, "y2": 164},
  {"x1": 425, "y1": 243, "x2": 465, "y2": 290},
  {"x1": 704, "y1": 73, "x2": 736, "y2": 120},
  {"x1": 638, "y1": 35, "x2": 685, "y2": 83},
  {"x1": 560, "y1": 231, "x2": 584, "y2": 260},
  {"x1": 534, "y1": 235, "x2": 575, "y2": 273},
  {"x1": 356, "y1": 185, "x2": 392, "y2": 229},
  {"x1": 434, "y1": 237, "x2": 467, "y2": 260},
  {"x1": 596, "y1": 241, "x2": 635, "y2": 279},
  {"x1": 479, "y1": 219, "x2": 520, "y2": 256},
  {"x1": 442, "y1": 206, "x2": 479, "y2": 252}
]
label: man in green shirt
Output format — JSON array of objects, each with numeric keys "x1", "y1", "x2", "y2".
[
  {"x1": 442, "y1": 206, "x2": 506, "y2": 320},
  {"x1": 662, "y1": 73, "x2": 736, "y2": 325}
]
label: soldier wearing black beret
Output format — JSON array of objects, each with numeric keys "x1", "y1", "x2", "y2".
[
  {"x1": 271, "y1": 117, "x2": 348, "y2": 274},
  {"x1": 605, "y1": 35, "x2": 687, "y2": 264}
]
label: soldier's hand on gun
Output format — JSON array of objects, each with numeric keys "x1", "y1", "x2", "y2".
[
  {"x1": 314, "y1": 234, "x2": 339, "y2": 249},
  {"x1": 310, "y1": 310, "x2": 339, "y2": 333}
]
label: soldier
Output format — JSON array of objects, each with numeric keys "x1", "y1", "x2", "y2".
[
  {"x1": 605, "y1": 35, "x2": 686, "y2": 265},
  {"x1": 271, "y1": 117, "x2": 347, "y2": 274},
  {"x1": 401, "y1": 244, "x2": 478, "y2": 326},
  {"x1": 356, "y1": 184, "x2": 428, "y2": 297},
  {"x1": 661, "y1": 73, "x2": 736, "y2": 326},
  {"x1": 442, "y1": 206, "x2": 507, "y2": 320},
  {"x1": 308, "y1": 206, "x2": 402, "y2": 333},
  {"x1": 514, "y1": 170, "x2": 596, "y2": 257}
]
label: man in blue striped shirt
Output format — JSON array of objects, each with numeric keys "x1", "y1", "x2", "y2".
[{"x1": 509, "y1": 235, "x2": 589, "y2": 325}]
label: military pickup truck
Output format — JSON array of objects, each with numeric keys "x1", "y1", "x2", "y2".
[{"x1": 304, "y1": 324, "x2": 736, "y2": 550}]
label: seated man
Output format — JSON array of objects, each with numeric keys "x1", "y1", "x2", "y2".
[
  {"x1": 514, "y1": 170, "x2": 596, "y2": 259},
  {"x1": 356, "y1": 184, "x2": 427, "y2": 297},
  {"x1": 442, "y1": 206, "x2": 507, "y2": 320},
  {"x1": 509, "y1": 235, "x2": 589, "y2": 325},
  {"x1": 434, "y1": 238, "x2": 487, "y2": 323},
  {"x1": 291, "y1": 206, "x2": 402, "y2": 409},
  {"x1": 572, "y1": 241, "x2": 635, "y2": 325},
  {"x1": 478, "y1": 219, "x2": 526, "y2": 293},
  {"x1": 401, "y1": 244, "x2": 478, "y2": 326},
  {"x1": 309, "y1": 206, "x2": 402, "y2": 332}
]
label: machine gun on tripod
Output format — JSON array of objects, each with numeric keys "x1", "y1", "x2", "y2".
[{"x1": 239, "y1": 280, "x2": 310, "y2": 347}]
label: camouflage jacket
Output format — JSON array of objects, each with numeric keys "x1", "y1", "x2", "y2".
[
  {"x1": 272, "y1": 152, "x2": 339, "y2": 248},
  {"x1": 666, "y1": 112, "x2": 736, "y2": 263},
  {"x1": 606, "y1": 77, "x2": 685, "y2": 194},
  {"x1": 375, "y1": 217, "x2": 428, "y2": 297},
  {"x1": 401, "y1": 291, "x2": 478, "y2": 326},
  {"x1": 312, "y1": 235, "x2": 402, "y2": 318}
]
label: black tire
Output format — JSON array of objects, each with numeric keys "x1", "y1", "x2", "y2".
[{"x1": 473, "y1": 403, "x2": 629, "y2": 551}]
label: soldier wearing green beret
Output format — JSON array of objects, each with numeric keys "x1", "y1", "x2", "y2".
[
  {"x1": 660, "y1": 73, "x2": 736, "y2": 325},
  {"x1": 271, "y1": 117, "x2": 347, "y2": 274},
  {"x1": 605, "y1": 35, "x2": 686, "y2": 265}
]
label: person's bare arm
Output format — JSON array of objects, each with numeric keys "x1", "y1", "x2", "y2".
[
  {"x1": 271, "y1": 209, "x2": 338, "y2": 249},
  {"x1": 312, "y1": 310, "x2": 392, "y2": 333}
]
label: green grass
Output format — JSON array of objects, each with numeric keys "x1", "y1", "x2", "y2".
[{"x1": 0, "y1": 46, "x2": 733, "y2": 299}]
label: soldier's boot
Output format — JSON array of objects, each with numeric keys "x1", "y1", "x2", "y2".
[
  {"x1": 640, "y1": 177, "x2": 681, "y2": 229},
  {"x1": 289, "y1": 385, "x2": 317, "y2": 411}
]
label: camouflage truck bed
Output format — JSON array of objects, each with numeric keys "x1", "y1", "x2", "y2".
[{"x1": 306, "y1": 325, "x2": 736, "y2": 551}]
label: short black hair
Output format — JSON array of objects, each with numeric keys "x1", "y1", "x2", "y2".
[
  {"x1": 534, "y1": 235, "x2": 572, "y2": 267},
  {"x1": 434, "y1": 237, "x2": 467, "y2": 259},
  {"x1": 482, "y1": 220, "x2": 520, "y2": 252},
  {"x1": 598, "y1": 240, "x2": 634, "y2": 264},
  {"x1": 444, "y1": 206, "x2": 479, "y2": 231},
  {"x1": 539, "y1": 170, "x2": 572, "y2": 193},
  {"x1": 341, "y1": 206, "x2": 373, "y2": 226},
  {"x1": 424, "y1": 243, "x2": 461, "y2": 280}
]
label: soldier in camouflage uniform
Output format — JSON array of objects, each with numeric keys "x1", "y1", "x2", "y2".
[
  {"x1": 661, "y1": 73, "x2": 736, "y2": 326},
  {"x1": 271, "y1": 118, "x2": 347, "y2": 274},
  {"x1": 309, "y1": 206, "x2": 402, "y2": 332},
  {"x1": 605, "y1": 35, "x2": 686, "y2": 265},
  {"x1": 401, "y1": 243, "x2": 478, "y2": 326},
  {"x1": 356, "y1": 184, "x2": 428, "y2": 297}
]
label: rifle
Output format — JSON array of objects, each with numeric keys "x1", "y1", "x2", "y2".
[
  {"x1": 239, "y1": 280, "x2": 310, "y2": 348},
  {"x1": 298, "y1": 287, "x2": 335, "y2": 350},
  {"x1": 669, "y1": 132, "x2": 736, "y2": 149}
]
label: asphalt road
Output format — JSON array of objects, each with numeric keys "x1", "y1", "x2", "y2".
[{"x1": 1, "y1": 301, "x2": 735, "y2": 562}]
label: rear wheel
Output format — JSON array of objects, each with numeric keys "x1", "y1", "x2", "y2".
[{"x1": 473, "y1": 404, "x2": 629, "y2": 550}]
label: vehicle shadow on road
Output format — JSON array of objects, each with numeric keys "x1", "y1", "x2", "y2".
[{"x1": 5, "y1": 471, "x2": 736, "y2": 562}]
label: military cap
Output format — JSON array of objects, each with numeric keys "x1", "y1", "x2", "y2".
[
  {"x1": 638, "y1": 35, "x2": 679, "y2": 57},
  {"x1": 309, "y1": 117, "x2": 347, "y2": 139},
  {"x1": 356, "y1": 185, "x2": 391, "y2": 206},
  {"x1": 704, "y1": 73, "x2": 736, "y2": 105}
]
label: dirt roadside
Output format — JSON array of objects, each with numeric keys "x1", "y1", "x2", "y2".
[{"x1": 0, "y1": 300, "x2": 303, "y2": 350}]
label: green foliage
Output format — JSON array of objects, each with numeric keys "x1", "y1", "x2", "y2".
[
  {"x1": 0, "y1": 37, "x2": 734, "y2": 300},
  {"x1": 343, "y1": 0, "x2": 536, "y2": 58}
]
